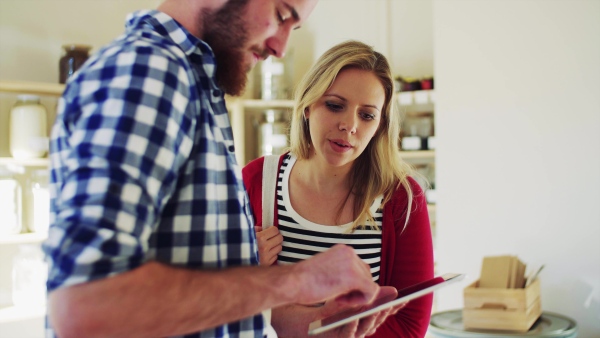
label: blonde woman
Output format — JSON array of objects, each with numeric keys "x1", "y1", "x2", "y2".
[{"x1": 243, "y1": 40, "x2": 434, "y2": 337}]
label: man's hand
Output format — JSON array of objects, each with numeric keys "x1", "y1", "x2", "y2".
[
  {"x1": 292, "y1": 244, "x2": 378, "y2": 308},
  {"x1": 255, "y1": 226, "x2": 283, "y2": 266},
  {"x1": 314, "y1": 286, "x2": 407, "y2": 337}
]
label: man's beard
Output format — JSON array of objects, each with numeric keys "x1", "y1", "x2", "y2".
[{"x1": 203, "y1": 0, "x2": 251, "y2": 96}]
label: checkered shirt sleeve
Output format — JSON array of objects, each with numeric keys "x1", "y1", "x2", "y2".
[{"x1": 42, "y1": 10, "x2": 265, "y2": 338}]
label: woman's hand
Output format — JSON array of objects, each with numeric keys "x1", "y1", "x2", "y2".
[{"x1": 255, "y1": 226, "x2": 283, "y2": 266}]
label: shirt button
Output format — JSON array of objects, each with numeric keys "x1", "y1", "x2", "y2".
[
  {"x1": 228, "y1": 145, "x2": 235, "y2": 152},
  {"x1": 213, "y1": 89, "x2": 222, "y2": 97}
]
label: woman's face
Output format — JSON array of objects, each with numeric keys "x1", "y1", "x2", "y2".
[{"x1": 306, "y1": 68, "x2": 385, "y2": 168}]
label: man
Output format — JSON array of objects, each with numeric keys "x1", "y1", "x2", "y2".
[{"x1": 43, "y1": 0, "x2": 400, "y2": 337}]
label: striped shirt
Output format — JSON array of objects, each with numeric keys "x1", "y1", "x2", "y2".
[
  {"x1": 276, "y1": 154, "x2": 383, "y2": 282},
  {"x1": 43, "y1": 10, "x2": 263, "y2": 338}
]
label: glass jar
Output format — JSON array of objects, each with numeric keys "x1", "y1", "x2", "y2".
[
  {"x1": 257, "y1": 110, "x2": 288, "y2": 156},
  {"x1": 260, "y1": 58, "x2": 287, "y2": 100},
  {"x1": 12, "y1": 244, "x2": 48, "y2": 308},
  {"x1": 30, "y1": 169, "x2": 50, "y2": 234},
  {"x1": 0, "y1": 166, "x2": 22, "y2": 235},
  {"x1": 59, "y1": 44, "x2": 92, "y2": 84},
  {"x1": 9, "y1": 95, "x2": 48, "y2": 159}
]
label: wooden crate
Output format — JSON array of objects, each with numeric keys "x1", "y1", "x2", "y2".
[{"x1": 463, "y1": 278, "x2": 541, "y2": 332}]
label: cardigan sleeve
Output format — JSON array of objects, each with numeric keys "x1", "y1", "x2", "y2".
[
  {"x1": 242, "y1": 156, "x2": 265, "y2": 226},
  {"x1": 372, "y1": 177, "x2": 435, "y2": 337}
]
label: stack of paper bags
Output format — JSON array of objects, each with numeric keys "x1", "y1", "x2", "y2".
[{"x1": 479, "y1": 255, "x2": 526, "y2": 289}]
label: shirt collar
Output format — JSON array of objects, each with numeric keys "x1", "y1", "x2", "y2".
[{"x1": 125, "y1": 10, "x2": 218, "y2": 79}]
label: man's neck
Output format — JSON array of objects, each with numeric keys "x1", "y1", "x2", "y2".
[{"x1": 157, "y1": 0, "x2": 228, "y2": 39}]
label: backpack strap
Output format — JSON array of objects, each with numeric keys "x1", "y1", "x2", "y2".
[
  {"x1": 260, "y1": 154, "x2": 280, "y2": 338},
  {"x1": 262, "y1": 155, "x2": 279, "y2": 229}
]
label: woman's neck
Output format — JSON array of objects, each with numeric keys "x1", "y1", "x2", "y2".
[{"x1": 292, "y1": 155, "x2": 352, "y2": 196}]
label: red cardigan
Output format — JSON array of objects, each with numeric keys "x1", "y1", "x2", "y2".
[{"x1": 242, "y1": 155, "x2": 434, "y2": 337}]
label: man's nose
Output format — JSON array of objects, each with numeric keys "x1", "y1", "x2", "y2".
[{"x1": 266, "y1": 26, "x2": 292, "y2": 58}]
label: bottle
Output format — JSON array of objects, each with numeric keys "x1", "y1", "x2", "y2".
[
  {"x1": 257, "y1": 110, "x2": 288, "y2": 156},
  {"x1": 12, "y1": 244, "x2": 48, "y2": 308},
  {"x1": 30, "y1": 169, "x2": 50, "y2": 234},
  {"x1": 0, "y1": 166, "x2": 22, "y2": 235},
  {"x1": 59, "y1": 44, "x2": 92, "y2": 84},
  {"x1": 9, "y1": 95, "x2": 48, "y2": 159}
]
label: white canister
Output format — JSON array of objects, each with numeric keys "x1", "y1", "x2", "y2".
[
  {"x1": 9, "y1": 95, "x2": 49, "y2": 159},
  {"x1": 0, "y1": 166, "x2": 22, "y2": 235},
  {"x1": 30, "y1": 169, "x2": 50, "y2": 233},
  {"x1": 258, "y1": 110, "x2": 288, "y2": 157},
  {"x1": 12, "y1": 244, "x2": 48, "y2": 308}
]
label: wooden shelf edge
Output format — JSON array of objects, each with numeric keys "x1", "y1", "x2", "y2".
[
  {"x1": 0, "y1": 157, "x2": 49, "y2": 167},
  {"x1": 0, "y1": 305, "x2": 45, "y2": 324},
  {"x1": 400, "y1": 150, "x2": 435, "y2": 160},
  {"x1": 0, "y1": 232, "x2": 48, "y2": 245},
  {"x1": 0, "y1": 80, "x2": 65, "y2": 97},
  {"x1": 242, "y1": 99, "x2": 294, "y2": 109},
  {"x1": 395, "y1": 90, "x2": 435, "y2": 106}
]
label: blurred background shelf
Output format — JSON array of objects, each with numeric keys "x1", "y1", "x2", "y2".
[
  {"x1": 0, "y1": 157, "x2": 49, "y2": 167},
  {"x1": 0, "y1": 81, "x2": 64, "y2": 97},
  {"x1": 0, "y1": 305, "x2": 45, "y2": 324},
  {"x1": 400, "y1": 150, "x2": 435, "y2": 163},
  {"x1": 0, "y1": 233, "x2": 47, "y2": 245}
]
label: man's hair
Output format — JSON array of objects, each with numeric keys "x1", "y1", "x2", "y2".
[{"x1": 289, "y1": 40, "x2": 417, "y2": 230}]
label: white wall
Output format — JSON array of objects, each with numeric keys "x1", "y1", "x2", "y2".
[
  {"x1": 281, "y1": 0, "x2": 434, "y2": 93},
  {"x1": 0, "y1": 0, "x2": 162, "y2": 83},
  {"x1": 433, "y1": 0, "x2": 600, "y2": 336}
]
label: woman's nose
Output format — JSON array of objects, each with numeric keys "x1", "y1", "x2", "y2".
[{"x1": 339, "y1": 115, "x2": 357, "y2": 134}]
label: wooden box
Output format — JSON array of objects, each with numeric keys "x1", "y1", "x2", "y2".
[{"x1": 463, "y1": 278, "x2": 542, "y2": 332}]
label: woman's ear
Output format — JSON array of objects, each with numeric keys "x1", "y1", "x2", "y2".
[{"x1": 304, "y1": 107, "x2": 310, "y2": 120}]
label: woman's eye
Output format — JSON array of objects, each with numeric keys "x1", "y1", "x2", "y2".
[
  {"x1": 361, "y1": 112, "x2": 376, "y2": 120},
  {"x1": 325, "y1": 102, "x2": 344, "y2": 111}
]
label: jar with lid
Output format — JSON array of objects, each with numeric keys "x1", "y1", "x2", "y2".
[
  {"x1": 9, "y1": 95, "x2": 48, "y2": 159},
  {"x1": 257, "y1": 110, "x2": 288, "y2": 156},
  {"x1": 0, "y1": 166, "x2": 22, "y2": 235},
  {"x1": 12, "y1": 244, "x2": 48, "y2": 308},
  {"x1": 59, "y1": 44, "x2": 92, "y2": 84},
  {"x1": 260, "y1": 58, "x2": 287, "y2": 100},
  {"x1": 30, "y1": 169, "x2": 50, "y2": 234}
]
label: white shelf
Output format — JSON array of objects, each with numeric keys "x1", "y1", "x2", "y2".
[
  {"x1": 0, "y1": 80, "x2": 65, "y2": 97},
  {"x1": 0, "y1": 157, "x2": 49, "y2": 167},
  {"x1": 0, "y1": 232, "x2": 47, "y2": 245},
  {"x1": 242, "y1": 99, "x2": 294, "y2": 110},
  {"x1": 396, "y1": 90, "x2": 435, "y2": 106},
  {"x1": 0, "y1": 305, "x2": 45, "y2": 324},
  {"x1": 400, "y1": 150, "x2": 435, "y2": 164}
]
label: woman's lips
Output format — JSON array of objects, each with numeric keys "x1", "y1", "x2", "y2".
[{"x1": 329, "y1": 139, "x2": 352, "y2": 153}]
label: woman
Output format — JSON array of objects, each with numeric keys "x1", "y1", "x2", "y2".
[{"x1": 243, "y1": 40, "x2": 434, "y2": 337}]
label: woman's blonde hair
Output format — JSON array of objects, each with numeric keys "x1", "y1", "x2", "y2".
[{"x1": 289, "y1": 40, "x2": 417, "y2": 230}]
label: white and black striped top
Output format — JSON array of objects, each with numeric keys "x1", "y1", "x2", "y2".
[{"x1": 276, "y1": 154, "x2": 384, "y2": 282}]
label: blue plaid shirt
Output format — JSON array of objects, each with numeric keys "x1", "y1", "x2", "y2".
[{"x1": 43, "y1": 10, "x2": 264, "y2": 338}]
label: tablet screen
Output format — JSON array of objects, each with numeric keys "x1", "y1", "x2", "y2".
[{"x1": 308, "y1": 273, "x2": 465, "y2": 335}]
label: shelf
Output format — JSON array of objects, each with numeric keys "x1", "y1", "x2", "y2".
[
  {"x1": 400, "y1": 150, "x2": 435, "y2": 162},
  {"x1": 0, "y1": 232, "x2": 47, "y2": 245},
  {"x1": 241, "y1": 99, "x2": 294, "y2": 110},
  {"x1": 0, "y1": 305, "x2": 45, "y2": 324},
  {"x1": 0, "y1": 80, "x2": 65, "y2": 97},
  {"x1": 396, "y1": 90, "x2": 435, "y2": 106},
  {"x1": 0, "y1": 157, "x2": 49, "y2": 167}
]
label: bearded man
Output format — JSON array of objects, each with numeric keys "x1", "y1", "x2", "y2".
[{"x1": 44, "y1": 1, "x2": 398, "y2": 337}]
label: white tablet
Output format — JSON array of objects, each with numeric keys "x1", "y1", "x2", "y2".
[{"x1": 307, "y1": 273, "x2": 465, "y2": 335}]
